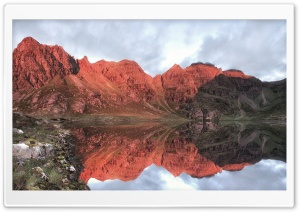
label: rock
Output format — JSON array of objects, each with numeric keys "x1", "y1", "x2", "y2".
[
  {"x1": 56, "y1": 167, "x2": 63, "y2": 174},
  {"x1": 13, "y1": 37, "x2": 79, "y2": 93},
  {"x1": 68, "y1": 173, "x2": 78, "y2": 181},
  {"x1": 66, "y1": 165, "x2": 76, "y2": 172},
  {"x1": 161, "y1": 63, "x2": 222, "y2": 103},
  {"x1": 13, "y1": 128, "x2": 24, "y2": 134},
  {"x1": 13, "y1": 142, "x2": 53, "y2": 159},
  {"x1": 43, "y1": 162, "x2": 52, "y2": 168},
  {"x1": 60, "y1": 159, "x2": 68, "y2": 164},
  {"x1": 12, "y1": 37, "x2": 286, "y2": 119},
  {"x1": 31, "y1": 166, "x2": 49, "y2": 181},
  {"x1": 16, "y1": 160, "x2": 26, "y2": 166},
  {"x1": 62, "y1": 178, "x2": 69, "y2": 185},
  {"x1": 13, "y1": 143, "x2": 30, "y2": 158}
]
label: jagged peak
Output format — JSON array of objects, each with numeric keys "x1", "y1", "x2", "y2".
[
  {"x1": 166, "y1": 64, "x2": 183, "y2": 72},
  {"x1": 20, "y1": 36, "x2": 40, "y2": 44},
  {"x1": 170, "y1": 64, "x2": 182, "y2": 69},
  {"x1": 16, "y1": 37, "x2": 40, "y2": 51},
  {"x1": 80, "y1": 56, "x2": 90, "y2": 63},
  {"x1": 162, "y1": 64, "x2": 184, "y2": 77}
]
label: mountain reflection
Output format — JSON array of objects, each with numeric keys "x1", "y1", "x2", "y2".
[{"x1": 66, "y1": 121, "x2": 286, "y2": 186}]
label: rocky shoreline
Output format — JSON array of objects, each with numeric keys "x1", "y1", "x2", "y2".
[{"x1": 13, "y1": 112, "x2": 89, "y2": 190}]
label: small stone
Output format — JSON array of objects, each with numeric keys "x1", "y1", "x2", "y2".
[
  {"x1": 67, "y1": 165, "x2": 76, "y2": 172},
  {"x1": 60, "y1": 159, "x2": 67, "y2": 164},
  {"x1": 13, "y1": 128, "x2": 24, "y2": 134},
  {"x1": 43, "y1": 162, "x2": 52, "y2": 168},
  {"x1": 41, "y1": 173, "x2": 49, "y2": 182},
  {"x1": 31, "y1": 166, "x2": 49, "y2": 181},
  {"x1": 35, "y1": 120, "x2": 43, "y2": 125},
  {"x1": 62, "y1": 178, "x2": 69, "y2": 185},
  {"x1": 31, "y1": 166, "x2": 44, "y2": 175},
  {"x1": 16, "y1": 160, "x2": 26, "y2": 166},
  {"x1": 68, "y1": 173, "x2": 77, "y2": 181},
  {"x1": 57, "y1": 167, "x2": 63, "y2": 174}
]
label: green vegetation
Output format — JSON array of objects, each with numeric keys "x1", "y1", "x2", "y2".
[
  {"x1": 13, "y1": 113, "x2": 89, "y2": 190},
  {"x1": 24, "y1": 138, "x2": 39, "y2": 147}
]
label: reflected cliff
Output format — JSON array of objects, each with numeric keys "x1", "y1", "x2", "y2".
[{"x1": 64, "y1": 121, "x2": 286, "y2": 190}]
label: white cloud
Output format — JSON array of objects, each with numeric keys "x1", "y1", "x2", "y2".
[
  {"x1": 159, "y1": 171, "x2": 196, "y2": 190},
  {"x1": 88, "y1": 160, "x2": 286, "y2": 190},
  {"x1": 13, "y1": 20, "x2": 286, "y2": 81}
]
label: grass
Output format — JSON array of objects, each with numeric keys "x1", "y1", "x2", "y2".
[
  {"x1": 13, "y1": 134, "x2": 24, "y2": 144},
  {"x1": 13, "y1": 158, "x2": 46, "y2": 190},
  {"x1": 48, "y1": 169, "x2": 63, "y2": 184},
  {"x1": 13, "y1": 114, "x2": 90, "y2": 190}
]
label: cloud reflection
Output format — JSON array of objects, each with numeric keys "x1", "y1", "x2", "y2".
[{"x1": 88, "y1": 159, "x2": 286, "y2": 190}]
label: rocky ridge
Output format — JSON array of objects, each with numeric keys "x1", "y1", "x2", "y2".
[{"x1": 13, "y1": 37, "x2": 286, "y2": 120}]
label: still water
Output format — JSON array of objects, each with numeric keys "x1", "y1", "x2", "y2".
[{"x1": 65, "y1": 121, "x2": 286, "y2": 190}]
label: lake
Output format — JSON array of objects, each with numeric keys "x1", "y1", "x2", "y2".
[{"x1": 64, "y1": 121, "x2": 286, "y2": 190}]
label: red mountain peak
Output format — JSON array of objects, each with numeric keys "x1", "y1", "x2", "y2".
[
  {"x1": 80, "y1": 55, "x2": 90, "y2": 63},
  {"x1": 13, "y1": 37, "x2": 80, "y2": 92},
  {"x1": 171, "y1": 64, "x2": 183, "y2": 69},
  {"x1": 83, "y1": 55, "x2": 89, "y2": 60},
  {"x1": 119, "y1": 59, "x2": 137, "y2": 64},
  {"x1": 78, "y1": 56, "x2": 92, "y2": 73},
  {"x1": 165, "y1": 64, "x2": 183, "y2": 73},
  {"x1": 223, "y1": 69, "x2": 252, "y2": 79},
  {"x1": 118, "y1": 59, "x2": 141, "y2": 69},
  {"x1": 116, "y1": 59, "x2": 145, "y2": 74},
  {"x1": 16, "y1": 36, "x2": 40, "y2": 52}
]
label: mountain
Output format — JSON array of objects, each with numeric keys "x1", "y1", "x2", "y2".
[
  {"x1": 161, "y1": 63, "x2": 222, "y2": 103},
  {"x1": 13, "y1": 37, "x2": 175, "y2": 117},
  {"x1": 13, "y1": 37, "x2": 286, "y2": 120},
  {"x1": 13, "y1": 37, "x2": 79, "y2": 92},
  {"x1": 179, "y1": 70, "x2": 286, "y2": 120}
]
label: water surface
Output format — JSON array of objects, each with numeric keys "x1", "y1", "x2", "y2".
[{"x1": 64, "y1": 121, "x2": 286, "y2": 190}]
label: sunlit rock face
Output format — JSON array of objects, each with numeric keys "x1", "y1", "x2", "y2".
[
  {"x1": 13, "y1": 37, "x2": 79, "y2": 92},
  {"x1": 161, "y1": 63, "x2": 222, "y2": 103},
  {"x1": 13, "y1": 37, "x2": 286, "y2": 120},
  {"x1": 69, "y1": 122, "x2": 285, "y2": 183},
  {"x1": 13, "y1": 142, "x2": 53, "y2": 159},
  {"x1": 12, "y1": 38, "x2": 169, "y2": 117}
]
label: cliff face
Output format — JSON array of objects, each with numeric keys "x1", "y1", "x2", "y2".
[
  {"x1": 161, "y1": 64, "x2": 222, "y2": 103},
  {"x1": 13, "y1": 38, "x2": 168, "y2": 116},
  {"x1": 13, "y1": 37, "x2": 286, "y2": 120},
  {"x1": 180, "y1": 71, "x2": 286, "y2": 120},
  {"x1": 13, "y1": 37, "x2": 79, "y2": 92}
]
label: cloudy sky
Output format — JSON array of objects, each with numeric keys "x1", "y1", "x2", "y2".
[
  {"x1": 88, "y1": 159, "x2": 286, "y2": 190},
  {"x1": 13, "y1": 20, "x2": 286, "y2": 81}
]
